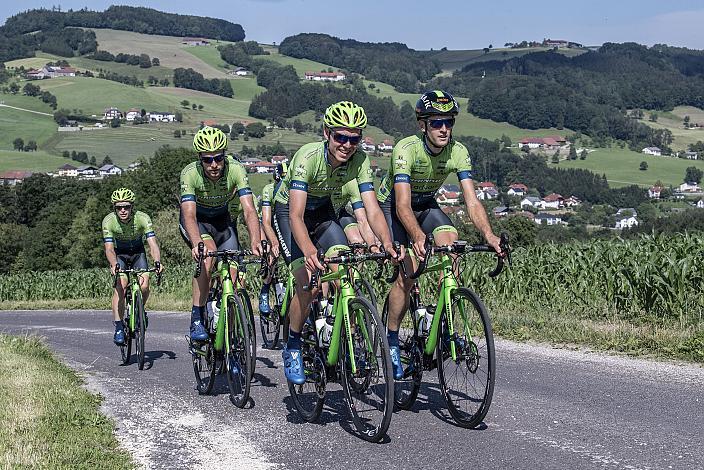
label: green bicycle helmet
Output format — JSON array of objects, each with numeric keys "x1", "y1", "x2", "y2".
[
  {"x1": 193, "y1": 126, "x2": 228, "y2": 153},
  {"x1": 111, "y1": 187, "x2": 135, "y2": 204},
  {"x1": 323, "y1": 101, "x2": 367, "y2": 129},
  {"x1": 415, "y1": 90, "x2": 459, "y2": 119}
]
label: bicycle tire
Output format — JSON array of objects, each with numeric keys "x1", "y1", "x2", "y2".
[
  {"x1": 192, "y1": 339, "x2": 217, "y2": 394},
  {"x1": 381, "y1": 295, "x2": 422, "y2": 410},
  {"x1": 134, "y1": 291, "x2": 146, "y2": 370},
  {"x1": 259, "y1": 282, "x2": 282, "y2": 349},
  {"x1": 354, "y1": 277, "x2": 377, "y2": 311},
  {"x1": 436, "y1": 287, "x2": 495, "y2": 428},
  {"x1": 226, "y1": 295, "x2": 252, "y2": 408},
  {"x1": 119, "y1": 300, "x2": 132, "y2": 365},
  {"x1": 288, "y1": 317, "x2": 325, "y2": 422},
  {"x1": 238, "y1": 289, "x2": 257, "y2": 379},
  {"x1": 340, "y1": 297, "x2": 393, "y2": 443}
]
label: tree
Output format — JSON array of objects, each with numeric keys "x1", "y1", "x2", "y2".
[
  {"x1": 293, "y1": 119, "x2": 304, "y2": 134},
  {"x1": 110, "y1": 118, "x2": 120, "y2": 128},
  {"x1": 192, "y1": 103, "x2": 197, "y2": 110},
  {"x1": 198, "y1": 104, "x2": 204, "y2": 110},
  {"x1": 483, "y1": 47, "x2": 490, "y2": 54},
  {"x1": 685, "y1": 166, "x2": 703, "y2": 183},
  {"x1": 231, "y1": 122, "x2": 245, "y2": 135},
  {"x1": 12, "y1": 138, "x2": 24, "y2": 151},
  {"x1": 62, "y1": 150, "x2": 70, "y2": 159},
  {"x1": 246, "y1": 122, "x2": 266, "y2": 138},
  {"x1": 551, "y1": 153, "x2": 559, "y2": 164},
  {"x1": 174, "y1": 129, "x2": 182, "y2": 138},
  {"x1": 639, "y1": 161, "x2": 648, "y2": 171},
  {"x1": 568, "y1": 146, "x2": 577, "y2": 160},
  {"x1": 649, "y1": 112, "x2": 658, "y2": 122},
  {"x1": 174, "y1": 111, "x2": 183, "y2": 122},
  {"x1": 8, "y1": 82, "x2": 19, "y2": 94},
  {"x1": 151, "y1": 57, "x2": 160, "y2": 66},
  {"x1": 579, "y1": 149, "x2": 588, "y2": 160},
  {"x1": 180, "y1": 100, "x2": 190, "y2": 108},
  {"x1": 101, "y1": 156, "x2": 113, "y2": 165},
  {"x1": 684, "y1": 115, "x2": 691, "y2": 128},
  {"x1": 25, "y1": 140, "x2": 37, "y2": 151}
]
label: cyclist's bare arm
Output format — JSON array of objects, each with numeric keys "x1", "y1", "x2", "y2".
[
  {"x1": 104, "y1": 242, "x2": 119, "y2": 275},
  {"x1": 289, "y1": 189, "x2": 324, "y2": 272},
  {"x1": 240, "y1": 194, "x2": 262, "y2": 255},
  {"x1": 360, "y1": 191, "x2": 399, "y2": 258},
  {"x1": 180, "y1": 200, "x2": 202, "y2": 260},
  {"x1": 146, "y1": 236, "x2": 163, "y2": 271},
  {"x1": 460, "y1": 178, "x2": 502, "y2": 254},
  {"x1": 261, "y1": 205, "x2": 280, "y2": 256},
  {"x1": 393, "y1": 181, "x2": 426, "y2": 257},
  {"x1": 353, "y1": 206, "x2": 378, "y2": 248}
]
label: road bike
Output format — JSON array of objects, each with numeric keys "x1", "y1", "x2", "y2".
[
  {"x1": 382, "y1": 234, "x2": 509, "y2": 428},
  {"x1": 288, "y1": 247, "x2": 396, "y2": 442},
  {"x1": 190, "y1": 243, "x2": 258, "y2": 408},
  {"x1": 114, "y1": 263, "x2": 161, "y2": 370},
  {"x1": 259, "y1": 255, "x2": 293, "y2": 350}
]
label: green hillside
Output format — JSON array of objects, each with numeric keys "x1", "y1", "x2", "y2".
[
  {"x1": 429, "y1": 46, "x2": 587, "y2": 72},
  {"x1": 643, "y1": 106, "x2": 704, "y2": 152},
  {"x1": 0, "y1": 150, "x2": 69, "y2": 172}
]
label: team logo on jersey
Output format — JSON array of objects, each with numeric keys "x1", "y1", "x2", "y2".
[{"x1": 294, "y1": 165, "x2": 308, "y2": 178}]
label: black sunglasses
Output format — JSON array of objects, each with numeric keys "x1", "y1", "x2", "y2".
[
  {"x1": 201, "y1": 153, "x2": 225, "y2": 164},
  {"x1": 427, "y1": 118, "x2": 455, "y2": 129},
  {"x1": 332, "y1": 132, "x2": 362, "y2": 145},
  {"x1": 114, "y1": 204, "x2": 133, "y2": 211}
]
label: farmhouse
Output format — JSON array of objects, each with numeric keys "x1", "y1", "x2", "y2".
[
  {"x1": 534, "y1": 213, "x2": 564, "y2": 225},
  {"x1": 182, "y1": 38, "x2": 209, "y2": 46},
  {"x1": 0, "y1": 171, "x2": 33, "y2": 186},
  {"x1": 541, "y1": 193, "x2": 564, "y2": 209},
  {"x1": 642, "y1": 147, "x2": 662, "y2": 156},
  {"x1": 25, "y1": 68, "x2": 46, "y2": 80},
  {"x1": 148, "y1": 112, "x2": 175, "y2": 122},
  {"x1": 519, "y1": 136, "x2": 566, "y2": 150},
  {"x1": 44, "y1": 66, "x2": 76, "y2": 78},
  {"x1": 57, "y1": 164, "x2": 78, "y2": 177},
  {"x1": 304, "y1": 71, "x2": 346, "y2": 82},
  {"x1": 76, "y1": 165, "x2": 99, "y2": 179},
  {"x1": 520, "y1": 196, "x2": 542, "y2": 209},
  {"x1": 679, "y1": 182, "x2": 701, "y2": 192},
  {"x1": 103, "y1": 107, "x2": 121, "y2": 120},
  {"x1": 361, "y1": 137, "x2": 375, "y2": 152},
  {"x1": 436, "y1": 191, "x2": 460, "y2": 205},
  {"x1": 125, "y1": 108, "x2": 141, "y2": 121},
  {"x1": 230, "y1": 67, "x2": 250, "y2": 76},
  {"x1": 377, "y1": 140, "x2": 394, "y2": 152},
  {"x1": 99, "y1": 164, "x2": 123, "y2": 177},
  {"x1": 507, "y1": 183, "x2": 528, "y2": 197},
  {"x1": 648, "y1": 186, "x2": 662, "y2": 199}
]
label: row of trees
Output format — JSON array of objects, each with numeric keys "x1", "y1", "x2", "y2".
[
  {"x1": 21, "y1": 82, "x2": 57, "y2": 109},
  {"x1": 218, "y1": 41, "x2": 268, "y2": 69},
  {"x1": 173, "y1": 68, "x2": 233, "y2": 98},
  {"x1": 0, "y1": 25, "x2": 97, "y2": 62},
  {"x1": 88, "y1": 50, "x2": 160, "y2": 68},
  {"x1": 12, "y1": 138, "x2": 38, "y2": 152},
  {"x1": 278, "y1": 33, "x2": 441, "y2": 92}
]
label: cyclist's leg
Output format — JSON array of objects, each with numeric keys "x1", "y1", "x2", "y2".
[
  {"x1": 130, "y1": 252, "x2": 150, "y2": 304},
  {"x1": 418, "y1": 202, "x2": 459, "y2": 274},
  {"x1": 112, "y1": 254, "x2": 131, "y2": 344},
  {"x1": 338, "y1": 208, "x2": 364, "y2": 245}
]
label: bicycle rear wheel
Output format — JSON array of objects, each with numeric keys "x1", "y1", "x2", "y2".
[
  {"x1": 119, "y1": 301, "x2": 132, "y2": 365},
  {"x1": 259, "y1": 281, "x2": 282, "y2": 349},
  {"x1": 381, "y1": 295, "x2": 422, "y2": 410},
  {"x1": 340, "y1": 297, "x2": 393, "y2": 443},
  {"x1": 192, "y1": 338, "x2": 217, "y2": 395},
  {"x1": 133, "y1": 291, "x2": 146, "y2": 370},
  {"x1": 288, "y1": 318, "x2": 325, "y2": 422},
  {"x1": 238, "y1": 289, "x2": 257, "y2": 379},
  {"x1": 226, "y1": 295, "x2": 252, "y2": 408},
  {"x1": 436, "y1": 287, "x2": 495, "y2": 428}
]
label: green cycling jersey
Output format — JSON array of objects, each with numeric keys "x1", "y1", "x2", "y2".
[
  {"x1": 377, "y1": 135, "x2": 473, "y2": 204},
  {"x1": 274, "y1": 141, "x2": 374, "y2": 209},
  {"x1": 102, "y1": 211, "x2": 155, "y2": 252},
  {"x1": 332, "y1": 179, "x2": 364, "y2": 213},
  {"x1": 180, "y1": 156, "x2": 252, "y2": 218}
]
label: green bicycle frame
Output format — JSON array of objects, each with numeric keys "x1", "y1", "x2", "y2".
[
  {"x1": 318, "y1": 266, "x2": 371, "y2": 374},
  {"x1": 123, "y1": 271, "x2": 148, "y2": 331},
  {"x1": 418, "y1": 254, "x2": 461, "y2": 361},
  {"x1": 212, "y1": 259, "x2": 238, "y2": 352},
  {"x1": 278, "y1": 270, "x2": 295, "y2": 321}
]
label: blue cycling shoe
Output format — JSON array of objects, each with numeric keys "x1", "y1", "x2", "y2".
[
  {"x1": 258, "y1": 292, "x2": 270, "y2": 317},
  {"x1": 190, "y1": 320, "x2": 209, "y2": 342},
  {"x1": 113, "y1": 328, "x2": 126, "y2": 346},
  {"x1": 390, "y1": 345, "x2": 403, "y2": 380},
  {"x1": 282, "y1": 346, "x2": 305, "y2": 385}
]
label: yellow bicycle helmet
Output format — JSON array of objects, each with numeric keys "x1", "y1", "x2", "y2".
[
  {"x1": 323, "y1": 101, "x2": 367, "y2": 129},
  {"x1": 193, "y1": 126, "x2": 228, "y2": 153},
  {"x1": 111, "y1": 187, "x2": 135, "y2": 204}
]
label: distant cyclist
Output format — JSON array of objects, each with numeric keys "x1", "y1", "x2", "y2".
[
  {"x1": 102, "y1": 188, "x2": 163, "y2": 345},
  {"x1": 378, "y1": 90, "x2": 503, "y2": 379},
  {"x1": 180, "y1": 126, "x2": 262, "y2": 342},
  {"x1": 273, "y1": 101, "x2": 402, "y2": 384},
  {"x1": 258, "y1": 162, "x2": 287, "y2": 316}
]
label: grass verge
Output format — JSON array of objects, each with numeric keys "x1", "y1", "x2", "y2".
[{"x1": 0, "y1": 334, "x2": 132, "y2": 469}]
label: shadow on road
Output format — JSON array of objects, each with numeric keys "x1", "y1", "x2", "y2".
[
  {"x1": 398, "y1": 381, "x2": 489, "y2": 430},
  {"x1": 143, "y1": 350, "x2": 177, "y2": 370}
]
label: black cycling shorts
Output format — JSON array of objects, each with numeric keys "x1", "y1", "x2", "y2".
[
  {"x1": 337, "y1": 207, "x2": 358, "y2": 231},
  {"x1": 380, "y1": 195, "x2": 456, "y2": 246},
  {"x1": 273, "y1": 200, "x2": 348, "y2": 270},
  {"x1": 179, "y1": 210, "x2": 241, "y2": 251},
  {"x1": 116, "y1": 251, "x2": 148, "y2": 271}
]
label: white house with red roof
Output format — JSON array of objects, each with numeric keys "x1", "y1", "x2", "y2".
[
  {"x1": 103, "y1": 107, "x2": 121, "y2": 120},
  {"x1": 475, "y1": 181, "x2": 499, "y2": 200},
  {"x1": 507, "y1": 183, "x2": 528, "y2": 197},
  {"x1": 271, "y1": 155, "x2": 288, "y2": 164},
  {"x1": 378, "y1": 139, "x2": 394, "y2": 152},
  {"x1": 542, "y1": 193, "x2": 564, "y2": 209},
  {"x1": 304, "y1": 71, "x2": 345, "y2": 82},
  {"x1": 648, "y1": 186, "x2": 662, "y2": 199},
  {"x1": 437, "y1": 191, "x2": 460, "y2": 205},
  {"x1": 44, "y1": 66, "x2": 76, "y2": 78},
  {"x1": 125, "y1": 108, "x2": 141, "y2": 121},
  {"x1": 57, "y1": 164, "x2": 78, "y2": 177},
  {"x1": 361, "y1": 136, "x2": 376, "y2": 152},
  {"x1": 26, "y1": 68, "x2": 46, "y2": 79},
  {"x1": 519, "y1": 136, "x2": 566, "y2": 150},
  {"x1": 564, "y1": 195, "x2": 582, "y2": 207},
  {"x1": 0, "y1": 171, "x2": 34, "y2": 185}
]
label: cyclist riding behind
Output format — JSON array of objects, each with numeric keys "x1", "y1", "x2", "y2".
[
  {"x1": 180, "y1": 126, "x2": 263, "y2": 342},
  {"x1": 378, "y1": 90, "x2": 503, "y2": 380},
  {"x1": 273, "y1": 100, "x2": 402, "y2": 385},
  {"x1": 258, "y1": 161, "x2": 287, "y2": 316},
  {"x1": 102, "y1": 188, "x2": 163, "y2": 345}
]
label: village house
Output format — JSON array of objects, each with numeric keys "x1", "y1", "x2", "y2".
[
  {"x1": 541, "y1": 193, "x2": 564, "y2": 209},
  {"x1": 252, "y1": 161, "x2": 276, "y2": 174},
  {"x1": 103, "y1": 107, "x2": 121, "y2": 120},
  {"x1": 57, "y1": 164, "x2": 78, "y2": 177},
  {"x1": 544, "y1": 39, "x2": 570, "y2": 48},
  {"x1": 534, "y1": 213, "x2": 564, "y2": 225},
  {"x1": 648, "y1": 186, "x2": 662, "y2": 199},
  {"x1": 0, "y1": 171, "x2": 33, "y2": 185},
  {"x1": 436, "y1": 190, "x2": 460, "y2": 205},
  {"x1": 642, "y1": 147, "x2": 662, "y2": 156},
  {"x1": 475, "y1": 182, "x2": 499, "y2": 200},
  {"x1": 148, "y1": 111, "x2": 175, "y2": 122},
  {"x1": 493, "y1": 206, "x2": 510, "y2": 218},
  {"x1": 377, "y1": 140, "x2": 394, "y2": 152},
  {"x1": 439, "y1": 184, "x2": 460, "y2": 195},
  {"x1": 271, "y1": 155, "x2": 288, "y2": 164},
  {"x1": 520, "y1": 196, "x2": 542, "y2": 209},
  {"x1": 679, "y1": 182, "x2": 701, "y2": 192},
  {"x1": 304, "y1": 71, "x2": 346, "y2": 82},
  {"x1": 25, "y1": 68, "x2": 46, "y2": 80},
  {"x1": 125, "y1": 108, "x2": 141, "y2": 121},
  {"x1": 99, "y1": 164, "x2": 123, "y2": 178},
  {"x1": 230, "y1": 67, "x2": 250, "y2": 76},
  {"x1": 182, "y1": 38, "x2": 209, "y2": 46},
  {"x1": 519, "y1": 136, "x2": 566, "y2": 150},
  {"x1": 564, "y1": 195, "x2": 582, "y2": 208},
  {"x1": 361, "y1": 137, "x2": 376, "y2": 152},
  {"x1": 507, "y1": 183, "x2": 528, "y2": 197},
  {"x1": 127, "y1": 161, "x2": 142, "y2": 171},
  {"x1": 76, "y1": 165, "x2": 99, "y2": 179},
  {"x1": 614, "y1": 209, "x2": 639, "y2": 229},
  {"x1": 44, "y1": 66, "x2": 76, "y2": 78}
]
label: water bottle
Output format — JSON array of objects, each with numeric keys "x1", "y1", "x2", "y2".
[
  {"x1": 414, "y1": 305, "x2": 428, "y2": 335},
  {"x1": 275, "y1": 282, "x2": 285, "y2": 303},
  {"x1": 208, "y1": 300, "x2": 220, "y2": 331}
]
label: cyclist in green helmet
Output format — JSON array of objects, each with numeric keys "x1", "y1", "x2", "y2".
[
  {"x1": 258, "y1": 161, "x2": 287, "y2": 316},
  {"x1": 379, "y1": 90, "x2": 503, "y2": 379},
  {"x1": 180, "y1": 126, "x2": 263, "y2": 342},
  {"x1": 102, "y1": 188, "x2": 163, "y2": 345},
  {"x1": 273, "y1": 100, "x2": 402, "y2": 384}
]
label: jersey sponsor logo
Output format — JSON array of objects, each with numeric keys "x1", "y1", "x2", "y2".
[
  {"x1": 457, "y1": 170, "x2": 473, "y2": 181},
  {"x1": 358, "y1": 182, "x2": 374, "y2": 193},
  {"x1": 394, "y1": 174, "x2": 411, "y2": 184},
  {"x1": 103, "y1": 237, "x2": 115, "y2": 243},
  {"x1": 237, "y1": 187, "x2": 253, "y2": 197},
  {"x1": 181, "y1": 194, "x2": 196, "y2": 202},
  {"x1": 291, "y1": 180, "x2": 309, "y2": 191},
  {"x1": 351, "y1": 201, "x2": 364, "y2": 210},
  {"x1": 145, "y1": 231, "x2": 156, "y2": 238}
]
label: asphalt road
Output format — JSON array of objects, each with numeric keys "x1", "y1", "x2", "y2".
[{"x1": 2, "y1": 310, "x2": 702, "y2": 470}]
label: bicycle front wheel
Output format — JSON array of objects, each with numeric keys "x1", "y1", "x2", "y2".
[
  {"x1": 225, "y1": 295, "x2": 252, "y2": 408},
  {"x1": 259, "y1": 283, "x2": 282, "y2": 349},
  {"x1": 134, "y1": 291, "x2": 146, "y2": 370},
  {"x1": 238, "y1": 289, "x2": 257, "y2": 380},
  {"x1": 119, "y1": 301, "x2": 132, "y2": 365},
  {"x1": 354, "y1": 277, "x2": 377, "y2": 311},
  {"x1": 288, "y1": 318, "x2": 325, "y2": 422},
  {"x1": 340, "y1": 297, "x2": 393, "y2": 443},
  {"x1": 436, "y1": 287, "x2": 495, "y2": 428}
]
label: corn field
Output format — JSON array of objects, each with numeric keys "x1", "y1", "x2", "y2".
[{"x1": 2, "y1": 233, "x2": 703, "y2": 325}]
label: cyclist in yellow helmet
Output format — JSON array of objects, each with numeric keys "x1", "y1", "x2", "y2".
[
  {"x1": 180, "y1": 126, "x2": 263, "y2": 342},
  {"x1": 378, "y1": 90, "x2": 503, "y2": 379},
  {"x1": 272, "y1": 101, "x2": 402, "y2": 384},
  {"x1": 102, "y1": 188, "x2": 163, "y2": 345},
  {"x1": 258, "y1": 161, "x2": 287, "y2": 316}
]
